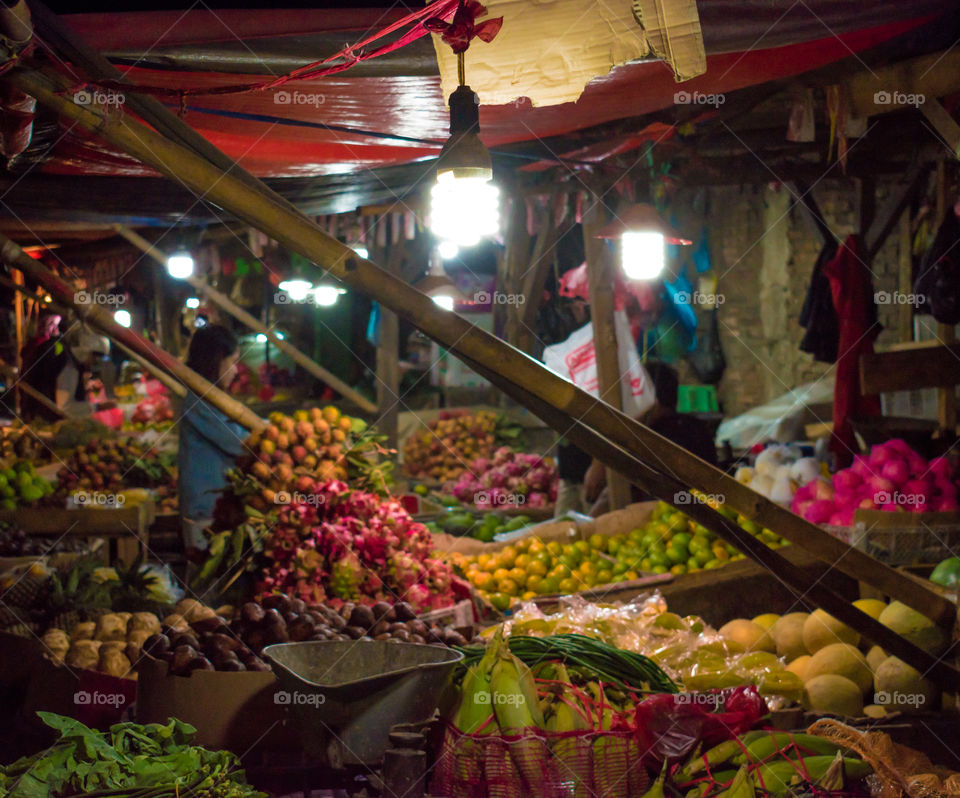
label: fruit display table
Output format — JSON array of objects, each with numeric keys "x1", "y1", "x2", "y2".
[{"x1": 0, "y1": 501, "x2": 155, "y2": 567}]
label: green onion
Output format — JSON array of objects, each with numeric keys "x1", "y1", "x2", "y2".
[{"x1": 459, "y1": 634, "x2": 678, "y2": 694}]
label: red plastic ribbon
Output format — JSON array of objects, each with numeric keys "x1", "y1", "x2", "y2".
[{"x1": 425, "y1": 1, "x2": 503, "y2": 54}]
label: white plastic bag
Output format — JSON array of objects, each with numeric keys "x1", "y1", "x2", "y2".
[{"x1": 543, "y1": 313, "x2": 655, "y2": 418}]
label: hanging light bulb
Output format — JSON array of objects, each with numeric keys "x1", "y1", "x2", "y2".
[
  {"x1": 596, "y1": 203, "x2": 691, "y2": 281},
  {"x1": 416, "y1": 251, "x2": 470, "y2": 310},
  {"x1": 278, "y1": 279, "x2": 313, "y2": 302},
  {"x1": 166, "y1": 250, "x2": 194, "y2": 279},
  {"x1": 351, "y1": 243, "x2": 369, "y2": 260},
  {"x1": 185, "y1": 297, "x2": 200, "y2": 309},
  {"x1": 437, "y1": 240, "x2": 460, "y2": 260},
  {"x1": 429, "y1": 85, "x2": 499, "y2": 247},
  {"x1": 114, "y1": 309, "x2": 132, "y2": 328},
  {"x1": 255, "y1": 333, "x2": 268, "y2": 343},
  {"x1": 313, "y1": 285, "x2": 346, "y2": 307}
]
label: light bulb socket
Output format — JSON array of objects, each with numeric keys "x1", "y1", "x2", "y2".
[
  {"x1": 448, "y1": 84, "x2": 480, "y2": 135},
  {"x1": 436, "y1": 85, "x2": 492, "y2": 180}
]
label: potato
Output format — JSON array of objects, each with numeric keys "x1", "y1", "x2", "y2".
[
  {"x1": 162, "y1": 614, "x2": 190, "y2": 632},
  {"x1": 99, "y1": 647, "x2": 133, "y2": 678},
  {"x1": 125, "y1": 629, "x2": 153, "y2": 664},
  {"x1": 42, "y1": 629, "x2": 70, "y2": 665},
  {"x1": 115, "y1": 611, "x2": 132, "y2": 630},
  {"x1": 128, "y1": 612, "x2": 161, "y2": 637},
  {"x1": 70, "y1": 621, "x2": 96, "y2": 642},
  {"x1": 66, "y1": 639, "x2": 102, "y2": 670},
  {"x1": 94, "y1": 613, "x2": 127, "y2": 642},
  {"x1": 174, "y1": 598, "x2": 205, "y2": 621}
]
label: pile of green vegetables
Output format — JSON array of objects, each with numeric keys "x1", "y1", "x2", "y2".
[
  {"x1": 423, "y1": 510, "x2": 533, "y2": 542},
  {"x1": 0, "y1": 713, "x2": 265, "y2": 797}
]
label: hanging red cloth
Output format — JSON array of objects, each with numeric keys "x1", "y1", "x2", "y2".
[{"x1": 823, "y1": 235, "x2": 881, "y2": 467}]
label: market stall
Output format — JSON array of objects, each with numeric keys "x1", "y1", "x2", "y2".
[{"x1": 0, "y1": 0, "x2": 959, "y2": 795}]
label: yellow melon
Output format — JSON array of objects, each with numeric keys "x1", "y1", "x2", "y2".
[{"x1": 803, "y1": 609, "x2": 859, "y2": 653}]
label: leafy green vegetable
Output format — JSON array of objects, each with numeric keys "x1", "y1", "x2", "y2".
[{"x1": 0, "y1": 713, "x2": 266, "y2": 797}]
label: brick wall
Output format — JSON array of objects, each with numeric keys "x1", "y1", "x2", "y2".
[{"x1": 676, "y1": 180, "x2": 906, "y2": 418}]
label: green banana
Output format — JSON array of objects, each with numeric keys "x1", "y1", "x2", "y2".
[
  {"x1": 640, "y1": 760, "x2": 669, "y2": 798},
  {"x1": 716, "y1": 765, "x2": 755, "y2": 798},
  {"x1": 676, "y1": 732, "x2": 766, "y2": 782},
  {"x1": 753, "y1": 756, "x2": 872, "y2": 795},
  {"x1": 731, "y1": 732, "x2": 843, "y2": 766}
]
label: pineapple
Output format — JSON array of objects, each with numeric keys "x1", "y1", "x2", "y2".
[{"x1": 0, "y1": 570, "x2": 48, "y2": 608}]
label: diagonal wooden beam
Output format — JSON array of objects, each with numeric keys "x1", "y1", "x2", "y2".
[{"x1": 865, "y1": 158, "x2": 932, "y2": 260}]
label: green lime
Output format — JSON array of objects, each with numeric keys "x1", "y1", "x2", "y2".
[
  {"x1": 0, "y1": 499, "x2": 15, "y2": 511},
  {"x1": 652, "y1": 564, "x2": 669, "y2": 574},
  {"x1": 413, "y1": 484, "x2": 429, "y2": 496},
  {"x1": 595, "y1": 569, "x2": 613, "y2": 585},
  {"x1": 665, "y1": 544, "x2": 688, "y2": 564},
  {"x1": 488, "y1": 592, "x2": 511, "y2": 611},
  {"x1": 19, "y1": 485, "x2": 42, "y2": 503},
  {"x1": 0, "y1": 474, "x2": 7, "y2": 490}
]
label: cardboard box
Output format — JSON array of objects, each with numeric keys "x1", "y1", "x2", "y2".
[
  {"x1": 23, "y1": 658, "x2": 136, "y2": 730},
  {"x1": 136, "y1": 656, "x2": 294, "y2": 752}
]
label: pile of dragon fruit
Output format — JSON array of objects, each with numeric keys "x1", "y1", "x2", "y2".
[
  {"x1": 254, "y1": 479, "x2": 459, "y2": 612},
  {"x1": 443, "y1": 446, "x2": 557, "y2": 509},
  {"x1": 791, "y1": 439, "x2": 959, "y2": 526}
]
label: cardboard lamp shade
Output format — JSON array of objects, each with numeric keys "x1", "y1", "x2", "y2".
[{"x1": 596, "y1": 203, "x2": 691, "y2": 245}]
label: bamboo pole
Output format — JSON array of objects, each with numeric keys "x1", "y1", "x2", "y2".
[
  {"x1": 7, "y1": 65, "x2": 954, "y2": 633},
  {"x1": 111, "y1": 339, "x2": 187, "y2": 399},
  {"x1": 12, "y1": 268, "x2": 23, "y2": 416},
  {"x1": 111, "y1": 224, "x2": 377, "y2": 413},
  {"x1": 0, "y1": 231, "x2": 265, "y2": 432},
  {"x1": 18, "y1": 380, "x2": 65, "y2": 419}
]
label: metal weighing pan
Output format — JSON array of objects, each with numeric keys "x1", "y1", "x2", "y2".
[{"x1": 263, "y1": 640, "x2": 463, "y2": 766}]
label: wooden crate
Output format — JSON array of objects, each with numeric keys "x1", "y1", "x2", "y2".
[{"x1": 0, "y1": 502, "x2": 155, "y2": 567}]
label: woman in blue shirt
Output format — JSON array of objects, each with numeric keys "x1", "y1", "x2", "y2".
[{"x1": 179, "y1": 325, "x2": 247, "y2": 556}]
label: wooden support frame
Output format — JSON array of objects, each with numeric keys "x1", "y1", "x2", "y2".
[
  {"x1": 860, "y1": 343, "x2": 960, "y2": 394},
  {"x1": 376, "y1": 239, "x2": 405, "y2": 452},
  {"x1": 583, "y1": 193, "x2": 632, "y2": 511},
  {"x1": 865, "y1": 159, "x2": 932, "y2": 260},
  {"x1": 10, "y1": 62, "x2": 958, "y2": 687}
]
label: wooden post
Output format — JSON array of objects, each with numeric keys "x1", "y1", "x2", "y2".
[
  {"x1": 496, "y1": 195, "x2": 528, "y2": 343},
  {"x1": 898, "y1": 212, "x2": 913, "y2": 342},
  {"x1": 934, "y1": 161, "x2": 957, "y2": 433},
  {"x1": 516, "y1": 189, "x2": 560, "y2": 354},
  {"x1": 112, "y1": 224, "x2": 377, "y2": 413},
  {"x1": 376, "y1": 240, "x2": 404, "y2": 452},
  {"x1": 12, "y1": 267, "x2": 23, "y2": 416},
  {"x1": 12, "y1": 65, "x2": 956, "y2": 636},
  {"x1": 583, "y1": 193, "x2": 632, "y2": 511}
]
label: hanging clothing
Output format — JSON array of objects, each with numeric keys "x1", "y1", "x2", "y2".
[
  {"x1": 822, "y1": 235, "x2": 881, "y2": 467},
  {"x1": 799, "y1": 240, "x2": 840, "y2": 363},
  {"x1": 914, "y1": 206, "x2": 960, "y2": 324}
]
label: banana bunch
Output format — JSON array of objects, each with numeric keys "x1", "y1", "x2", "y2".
[{"x1": 675, "y1": 731, "x2": 873, "y2": 798}]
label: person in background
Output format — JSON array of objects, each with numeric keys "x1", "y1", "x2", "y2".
[
  {"x1": 179, "y1": 324, "x2": 246, "y2": 558},
  {"x1": 584, "y1": 362, "x2": 718, "y2": 510},
  {"x1": 54, "y1": 326, "x2": 109, "y2": 418}
]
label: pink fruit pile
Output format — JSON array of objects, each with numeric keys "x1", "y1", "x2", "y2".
[
  {"x1": 443, "y1": 446, "x2": 557, "y2": 509},
  {"x1": 792, "y1": 439, "x2": 958, "y2": 526},
  {"x1": 251, "y1": 479, "x2": 460, "y2": 613}
]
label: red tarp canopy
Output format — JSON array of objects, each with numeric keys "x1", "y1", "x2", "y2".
[{"x1": 29, "y1": 4, "x2": 947, "y2": 177}]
